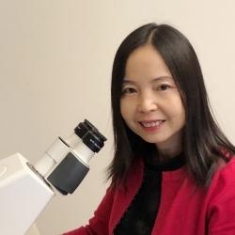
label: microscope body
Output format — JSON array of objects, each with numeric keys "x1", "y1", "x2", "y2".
[
  {"x1": 0, "y1": 120, "x2": 106, "y2": 235},
  {"x1": 0, "y1": 153, "x2": 54, "y2": 235}
]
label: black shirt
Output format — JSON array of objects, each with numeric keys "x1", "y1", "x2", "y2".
[{"x1": 114, "y1": 154, "x2": 184, "y2": 235}]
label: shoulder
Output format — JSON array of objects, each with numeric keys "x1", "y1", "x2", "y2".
[
  {"x1": 208, "y1": 155, "x2": 235, "y2": 201},
  {"x1": 206, "y1": 155, "x2": 235, "y2": 233},
  {"x1": 215, "y1": 155, "x2": 235, "y2": 180}
]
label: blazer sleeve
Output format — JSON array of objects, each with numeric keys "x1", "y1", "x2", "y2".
[
  {"x1": 207, "y1": 158, "x2": 235, "y2": 235},
  {"x1": 63, "y1": 186, "x2": 115, "y2": 235}
]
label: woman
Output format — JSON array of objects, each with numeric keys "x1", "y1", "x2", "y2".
[{"x1": 64, "y1": 23, "x2": 235, "y2": 235}]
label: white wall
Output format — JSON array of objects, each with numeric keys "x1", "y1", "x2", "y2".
[{"x1": 0, "y1": 1, "x2": 235, "y2": 234}]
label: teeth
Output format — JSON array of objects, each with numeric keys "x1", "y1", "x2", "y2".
[{"x1": 141, "y1": 121, "x2": 162, "y2": 127}]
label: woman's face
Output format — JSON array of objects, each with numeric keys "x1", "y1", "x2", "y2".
[{"x1": 120, "y1": 44, "x2": 185, "y2": 158}]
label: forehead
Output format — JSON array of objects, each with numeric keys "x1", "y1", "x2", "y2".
[{"x1": 125, "y1": 44, "x2": 172, "y2": 80}]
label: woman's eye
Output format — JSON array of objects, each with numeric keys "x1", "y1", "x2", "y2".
[
  {"x1": 157, "y1": 84, "x2": 171, "y2": 91},
  {"x1": 122, "y1": 87, "x2": 137, "y2": 94}
]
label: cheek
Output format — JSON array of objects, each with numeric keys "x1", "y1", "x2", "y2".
[
  {"x1": 177, "y1": 110, "x2": 186, "y2": 128},
  {"x1": 120, "y1": 99, "x2": 133, "y2": 121},
  {"x1": 173, "y1": 102, "x2": 186, "y2": 125},
  {"x1": 167, "y1": 96, "x2": 185, "y2": 122},
  {"x1": 120, "y1": 100, "x2": 128, "y2": 119}
]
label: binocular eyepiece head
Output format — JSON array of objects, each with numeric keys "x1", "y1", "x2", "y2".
[{"x1": 74, "y1": 119, "x2": 107, "y2": 153}]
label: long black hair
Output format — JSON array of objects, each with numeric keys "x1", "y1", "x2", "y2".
[{"x1": 108, "y1": 23, "x2": 235, "y2": 188}]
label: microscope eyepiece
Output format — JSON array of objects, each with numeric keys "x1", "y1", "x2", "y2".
[
  {"x1": 47, "y1": 119, "x2": 107, "y2": 195},
  {"x1": 74, "y1": 120, "x2": 107, "y2": 152}
]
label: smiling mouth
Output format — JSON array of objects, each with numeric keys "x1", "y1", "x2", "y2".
[{"x1": 140, "y1": 120, "x2": 165, "y2": 128}]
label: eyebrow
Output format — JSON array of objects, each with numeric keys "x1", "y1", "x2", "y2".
[{"x1": 123, "y1": 76, "x2": 173, "y2": 83}]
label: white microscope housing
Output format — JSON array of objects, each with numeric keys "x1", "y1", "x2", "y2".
[{"x1": 0, "y1": 120, "x2": 106, "y2": 235}]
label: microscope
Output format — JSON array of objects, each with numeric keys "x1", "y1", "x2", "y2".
[{"x1": 0, "y1": 119, "x2": 106, "y2": 235}]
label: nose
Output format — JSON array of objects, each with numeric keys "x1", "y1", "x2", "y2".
[{"x1": 137, "y1": 92, "x2": 158, "y2": 113}]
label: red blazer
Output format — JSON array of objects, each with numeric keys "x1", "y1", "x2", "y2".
[{"x1": 64, "y1": 156, "x2": 235, "y2": 235}]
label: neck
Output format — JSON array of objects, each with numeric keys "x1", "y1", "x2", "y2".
[
  {"x1": 155, "y1": 130, "x2": 183, "y2": 160},
  {"x1": 158, "y1": 148, "x2": 182, "y2": 160},
  {"x1": 156, "y1": 140, "x2": 182, "y2": 160}
]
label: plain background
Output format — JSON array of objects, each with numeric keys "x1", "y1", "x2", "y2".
[{"x1": 1, "y1": 1, "x2": 235, "y2": 234}]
